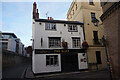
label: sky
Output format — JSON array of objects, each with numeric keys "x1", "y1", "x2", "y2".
[{"x1": 1, "y1": 2, "x2": 72, "y2": 47}]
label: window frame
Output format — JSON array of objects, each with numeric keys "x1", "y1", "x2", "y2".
[
  {"x1": 89, "y1": 0, "x2": 94, "y2": 5},
  {"x1": 93, "y1": 31, "x2": 99, "y2": 43},
  {"x1": 91, "y1": 12, "x2": 96, "y2": 20},
  {"x1": 49, "y1": 37, "x2": 61, "y2": 48},
  {"x1": 46, "y1": 55, "x2": 59, "y2": 66},
  {"x1": 68, "y1": 24, "x2": 78, "y2": 32},
  {"x1": 45, "y1": 22, "x2": 56, "y2": 30},
  {"x1": 72, "y1": 37, "x2": 81, "y2": 48}
]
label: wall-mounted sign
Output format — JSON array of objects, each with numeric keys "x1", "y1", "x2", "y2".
[{"x1": 35, "y1": 49, "x2": 85, "y2": 54}]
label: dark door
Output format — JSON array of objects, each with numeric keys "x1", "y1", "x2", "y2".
[{"x1": 61, "y1": 53, "x2": 78, "y2": 72}]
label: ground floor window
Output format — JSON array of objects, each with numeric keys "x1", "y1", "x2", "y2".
[
  {"x1": 46, "y1": 55, "x2": 59, "y2": 66},
  {"x1": 96, "y1": 51, "x2": 102, "y2": 64}
]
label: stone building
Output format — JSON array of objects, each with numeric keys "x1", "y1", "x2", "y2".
[
  {"x1": 100, "y1": 2, "x2": 120, "y2": 78},
  {"x1": 67, "y1": 0, "x2": 107, "y2": 70}
]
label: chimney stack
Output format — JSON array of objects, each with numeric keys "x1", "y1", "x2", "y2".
[{"x1": 33, "y1": 2, "x2": 39, "y2": 19}]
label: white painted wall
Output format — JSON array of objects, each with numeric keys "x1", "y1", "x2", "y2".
[
  {"x1": 32, "y1": 20, "x2": 85, "y2": 73},
  {"x1": 32, "y1": 53, "x2": 61, "y2": 73},
  {"x1": 7, "y1": 38, "x2": 16, "y2": 52},
  {"x1": 33, "y1": 21, "x2": 84, "y2": 49},
  {"x1": 78, "y1": 53, "x2": 88, "y2": 69}
]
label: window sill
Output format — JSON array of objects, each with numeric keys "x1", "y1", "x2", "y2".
[
  {"x1": 45, "y1": 29, "x2": 57, "y2": 31},
  {"x1": 46, "y1": 65, "x2": 59, "y2": 67},
  {"x1": 68, "y1": 30, "x2": 78, "y2": 32}
]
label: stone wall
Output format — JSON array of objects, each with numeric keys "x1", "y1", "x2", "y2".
[{"x1": 2, "y1": 49, "x2": 30, "y2": 69}]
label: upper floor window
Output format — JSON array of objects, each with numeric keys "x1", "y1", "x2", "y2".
[
  {"x1": 76, "y1": 4, "x2": 77, "y2": 10},
  {"x1": 49, "y1": 37, "x2": 61, "y2": 48},
  {"x1": 91, "y1": 12, "x2": 96, "y2": 20},
  {"x1": 72, "y1": 37, "x2": 81, "y2": 48},
  {"x1": 73, "y1": 10, "x2": 74, "y2": 15},
  {"x1": 45, "y1": 23, "x2": 56, "y2": 30},
  {"x1": 93, "y1": 31, "x2": 99, "y2": 43},
  {"x1": 68, "y1": 24, "x2": 77, "y2": 32},
  {"x1": 89, "y1": 0, "x2": 94, "y2": 5}
]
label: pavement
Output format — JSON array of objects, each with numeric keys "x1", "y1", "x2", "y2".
[{"x1": 25, "y1": 66, "x2": 110, "y2": 79}]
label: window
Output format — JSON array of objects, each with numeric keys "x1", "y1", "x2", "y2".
[
  {"x1": 2, "y1": 42, "x2": 8, "y2": 49},
  {"x1": 89, "y1": 0, "x2": 94, "y2": 5},
  {"x1": 45, "y1": 23, "x2": 56, "y2": 30},
  {"x1": 49, "y1": 37, "x2": 61, "y2": 48},
  {"x1": 46, "y1": 55, "x2": 59, "y2": 66},
  {"x1": 76, "y1": 4, "x2": 77, "y2": 10},
  {"x1": 68, "y1": 25, "x2": 77, "y2": 32},
  {"x1": 72, "y1": 37, "x2": 81, "y2": 48},
  {"x1": 96, "y1": 51, "x2": 102, "y2": 64},
  {"x1": 73, "y1": 10, "x2": 74, "y2": 15},
  {"x1": 93, "y1": 31, "x2": 98, "y2": 43},
  {"x1": 91, "y1": 12, "x2": 96, "y2": 20}
]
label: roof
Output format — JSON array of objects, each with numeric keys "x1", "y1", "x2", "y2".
[
  {"x1": 35, "y1": 19, "x2": 83, "y2": 25},
  {"x1": 2, "y1": 32, "x2": 17, "y2": 38}
]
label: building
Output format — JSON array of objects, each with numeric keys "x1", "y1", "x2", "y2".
[
  {"x1": 0, "y1": 32, "x2": 25, "y2": 56},
  {"x1": 32, "y1": 2, "x2": 88, "y2": 74},
  {"x1": 100, "y1": 2, "x2": 120, "y2": 78},
  {"x1": 67, "y1": 0, "x2": 107, "y2": 70},
  {"x1": 0, "y1": 32, "x2": 17, "y2": 52}
]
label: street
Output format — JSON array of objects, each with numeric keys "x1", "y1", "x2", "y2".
[
  {"x1": 25, "y1": 66, "x2": 110, "y2": 79},
  {"x1": 2, "y1": 62, "x2": 30, "y2": 79},
  {"x1": 2, "y1": 62, "x2": 110, "y2": 79}
]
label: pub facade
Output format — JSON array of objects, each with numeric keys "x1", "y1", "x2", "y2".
[{"x1": 32, "y1": 2, "x2": 88, "y2": 74}]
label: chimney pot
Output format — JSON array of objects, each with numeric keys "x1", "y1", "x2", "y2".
[
  {"x1": 37, "y1": 9, "x2": 38, "y2": 13},
  {"x1": 50, "y1": 17, "x2": 52, "y2": 20},
  {"x1": 48, "y1": 17, "x2": 49, "y2": 20}
]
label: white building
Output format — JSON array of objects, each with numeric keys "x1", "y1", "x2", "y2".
[
  {"x1": 0, "y1": 32, "x2": 25, "y2": 56},
  {"x1": 32, "y1": 2, "x2": 88, "y2": 74}
]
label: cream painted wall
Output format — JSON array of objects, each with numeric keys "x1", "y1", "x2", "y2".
[
  {"x1": 67, "y1": 1, "x2": 104, "y2": 45},
  {"x1": 67, "y1": 1, "x2": 107, "y2": 70}
]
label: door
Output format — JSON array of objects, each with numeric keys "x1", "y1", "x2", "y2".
[{"x1": 61, "y1": 53, "x2": 78, "y2": 72}]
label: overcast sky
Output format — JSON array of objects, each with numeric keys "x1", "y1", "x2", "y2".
[{"x1": 2, "y1": 2, "x2": 72, "y2": 47}]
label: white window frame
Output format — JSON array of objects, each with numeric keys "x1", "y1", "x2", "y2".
[
  {"x1": 72, "y1": 37, "x2": 81, "y2": 48},
  {"x1": 68, "y1": 24, "x2": 78, "y2": 32},
  {"x1": 45, "y1": 23, "x2": 56, "y2": 30},
  {"x1": 49, "y1": 37, "x2": 61, "y2": 48},
  {"x1": 46, "y1": 55, "x2": 59, "y2": 66}
]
